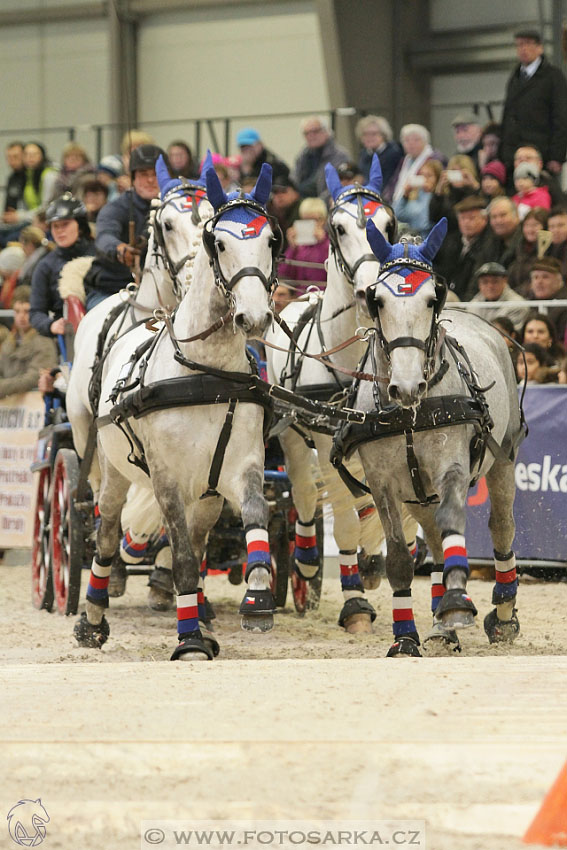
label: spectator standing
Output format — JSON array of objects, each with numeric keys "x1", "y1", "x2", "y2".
[
  {"x1": 84, "y1": 144, "x2": 163, "y2": 310},
  {"x1": 387, "y1": 124, "x2": 447, "y2": 204},
  {"x1": 291, "y1": 116, "x2": 349, "y2": 198},
  {"x1": 488, "y1": 196, "x2": 522, "y2": 267},
  {"x1": 469, "y1": 262, "x2": 529, "y2": 330},
  {"x1": 507, "y1": 207, "x2": 549, "y2": 294},
  {"x1": 30, "y1": 194, "x2": 95, "y2": 337},
  {"x1": 546, "y1": 206, "x2": 567, "y2": 279},
  {"x1": 237, "y1": 128, "x2": 290, "y2": 186},
  {"x1": 526, "y1": 257, "x2": 567, "y2": 342},
  {"x1": 501, "y1": 30, "x2": 567, "y2": 175},
  {"x1": 167, "y1": 141, "x2": 196, "y2": 179},
  {"x1": 512, "y1": 162, "x2": 551, "y2": 218},
  {"x1": 0, "y1": 285, "x2": 57, "y2": 399},
  {"x1": 451, "y1": 113, "x2": 483, "y2": 171},
  {"x1": 355, "y1": 115, "x2": 403, "y2": 188}
]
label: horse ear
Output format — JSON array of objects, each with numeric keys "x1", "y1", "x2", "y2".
[
  {"x1": 367, "y1": 154, "x2": 383, "y2": 194},
  {"x1": 156, "y1": 155, "x2": 171, "y2": 197},
  {"x1": 325, "y1": 162, "x2": 343, "y2": 201},
  {"x1": 198, "y1": 150, "x2": 213, "y2": 182},
  {"x1": 420, "y1": 217, "x2": 448, "y2": 262},
  {"x1": 205, "y1": 159, "x2": 228, "y2": 211},
  {"x1": 250, "y1": 162, "x2": 272, "y2": 206},
  {"x1": 366, "y1": 219, "x2": 392, "y2": 263}
]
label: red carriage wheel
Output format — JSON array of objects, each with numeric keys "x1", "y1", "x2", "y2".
[
  {"x1": 50, "y1": 449, "x2": 84, "y2": 615},
  {"x1": 291, "y1": 512, "x2": 324, "y2": 615},
  {"x1": 31, "y1": 465, "x2": 54, "y2": 611},
  {"x1": 268, "y1": 512, "x2": 289, "y2": 608}
]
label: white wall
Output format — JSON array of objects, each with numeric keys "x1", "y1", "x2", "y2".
[
  {"x1": 137, "y1": 2, "x2": 329, "y2": 168},
  {"x1": 0, "y1": 18, "x2": 109, "y2": 186}
]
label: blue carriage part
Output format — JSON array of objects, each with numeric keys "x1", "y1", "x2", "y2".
[{"x1": 263, "y1": 469, "x2": 289, "y2": 482}]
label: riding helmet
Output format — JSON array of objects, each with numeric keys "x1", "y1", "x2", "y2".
[
  {"x1": 45, "y1": 192, "x2": 88, "y2": 225},
  {"x1": 129, "y1": 144, "x2": 165, "y2": 176}
]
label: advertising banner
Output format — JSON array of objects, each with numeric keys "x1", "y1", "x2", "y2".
[
  {"x1": 0, "y1": 392, "x2": 44, "y2": 549},
  {"x1": 466, "y1": 386, "x2": 567, "y2": 561}
]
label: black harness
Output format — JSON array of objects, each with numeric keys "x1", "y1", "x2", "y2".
[{"x1": 151, "y1": 182, "x2": 208, "y2": 298}]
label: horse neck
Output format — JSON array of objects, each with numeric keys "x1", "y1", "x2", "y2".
[
  {"x1": 319, "y1": 256, "x2": 364, "y2": 368},
  {"x1": 133, "y1": 231, "x2": 178, "y2": 320},
  {"x1": 172, "y1": 249, "x2": 249, "y2": 373}
]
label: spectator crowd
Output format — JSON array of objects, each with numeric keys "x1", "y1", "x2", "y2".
[{"x1": 0, "y1": 26, "x2": 566, "y2": 394}]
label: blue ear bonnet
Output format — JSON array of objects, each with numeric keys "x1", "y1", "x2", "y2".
[
  {"x1": 366, "y1": 217, "x2": 448, "y2": 268},
  {"x1": 325, "y1": 153, "x2": 384, "y2": 208},
  {"x1": 204, "y1": 159, "x2": 273, "y2": 238},
  {"x1": 156, "y1": 151, "x2": 211, "y2": 202}
]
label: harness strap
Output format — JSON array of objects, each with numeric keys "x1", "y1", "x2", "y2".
[
  {"x1": 405, "y1": 429, "x2": 434, "y2": 506},
  {"x1": 200, "y1": 399, "x2": 237, "y2": 499}
]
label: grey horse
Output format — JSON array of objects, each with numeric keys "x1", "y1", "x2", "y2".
[{"x1": 331, "y1": 218, "x2": 524, "y2": 656}]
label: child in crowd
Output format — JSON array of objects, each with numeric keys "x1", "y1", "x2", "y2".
[
  {"x1": 516, "y1": 342, "x2": 557, "y2": 384},
  {"x1": 512, "y1": 163, "x2": 551, "y2": 219}
]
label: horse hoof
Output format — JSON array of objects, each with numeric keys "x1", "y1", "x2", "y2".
[
  {"x1": 338, "y1": 596, "x2": 376, "y2": 629},
  {"x1": 148, "y1": 586, "x2": 174, "y2": 611},
  {"x1": 73, "y1": 611, "x2": 110, "y2": 648},
  {"x1": 344, "y1": 612, "x2": 373, "y2": 634},
  {"x1": 228, "y1": 563, "x2": 243, "y2": 585},
  {"x1": 387, "y1": 636, "x2": 421, "y2": 657},
  {"x1": 200, "y1": 623, "x2": 220, "y2": 657},
  {"x1": 241, "y1": 613, "x2": 274, "y2": 633},
  {"x1": 108, "y1": 557, "x2": 128, "y2": 597},
  {"x1": 171, "y1": 632, "x2": 214, "y2": 661},
  {"x1": 484, "y1": 608, "x2": 520, "y2": 644},
  {"x1": 440, "y1": 609, "x2": 475, "y2": 630},
  {"x1": 293, "y1": 560, "x2": 321, "y2": 581},
  {"x1": 423, "y1": 622, "x2": 462, "y2": 655},
  {"x1": 435, "y1": 588, "x2": 477, "y2": 630},
  {"x1": 358, "y1": 552, "x2": 384, "y2": 590}
]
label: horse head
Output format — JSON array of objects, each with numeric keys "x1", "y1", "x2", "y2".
[
  {"x1": 151, "y1": 153, "x2": 214, "y2": 298},
  {"x1": 203, "y1": 161, "x2": 281, "y2": 337},
  {"x1": 364, "y1": 217, "x2": 448, "y2": 407},
  {"x1": 325, "y1": 154, "x2": 397, "y2": 312}
]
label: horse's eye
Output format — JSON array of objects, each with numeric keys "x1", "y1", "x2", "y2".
[
  {"x1": 374, "y1": 295, "x2": 384, "y2": 310},
  {"x1": 216, "y1": 240, "x2": 225, "y2": 253},
  {"x1": 164, "y1": 221, "x2": 173, "y2": 232},
  {"x1": 336, "y1": 224, "x2": 346, "y2": 236}
]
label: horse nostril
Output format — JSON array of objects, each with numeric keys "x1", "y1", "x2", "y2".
[
  {"x1": 234, "y1": 313, "x2": 251, "y2": 333},
  {"x1": 417, "y1": 381, "x2": 427, "y2": 396},
  {"x1": 389, "y1": 384, "x2": 399, "y2": 400}
]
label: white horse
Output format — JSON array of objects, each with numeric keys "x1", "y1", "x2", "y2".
[
  {"x1": 71, "y1": 163, "x2": 280, "y2": 660},
  {"x1": 67, "y1": 155, "x2": 214, "y2": 605},
  {"x1": 267, "y1": 156, "x2": 418, "y2": 633},
  {"x1": 335, "y1": 219, "x2": 523, "y2": 656}
]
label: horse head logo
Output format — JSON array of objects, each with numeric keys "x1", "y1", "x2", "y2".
[{"x1": 7, "y1": 799, "x2": 49, "y2": 846}]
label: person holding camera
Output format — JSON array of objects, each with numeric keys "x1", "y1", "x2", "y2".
[
  {"x1": 392, "y1": 160, "x2": 442, "y2": 239},
  {"x1": 429, "y1": 154, "x2": 480, "y2": 238}
]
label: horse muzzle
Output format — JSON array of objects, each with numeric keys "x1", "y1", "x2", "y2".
[
  {"x1": 388, "y1": 378, "x2": 427, "y2": 408},
  {"x1": 233, "y1": 308, "x2": 272, "y2": 338}
]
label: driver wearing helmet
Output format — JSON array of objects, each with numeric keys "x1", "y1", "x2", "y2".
[
  {"x1": 84, "y1": 144, "x2": 165, "y2": 310},
  {"x1": 30, "y1": 193, "x2": 95, "y2": 337}
]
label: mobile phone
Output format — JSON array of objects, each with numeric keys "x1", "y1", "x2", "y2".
[
  {"x1": 407, "y1": 175, "x2": 426, "y2": 188},
  {"x1": 446, "y1": 170, "x2": 463, "y2": 183},
  {"x1": 294, "y1": 219, "x2": 317, "y2": 246}
]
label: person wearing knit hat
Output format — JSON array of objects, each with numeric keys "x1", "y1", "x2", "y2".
[
  {"x1": 480, "y1": 160, "x2": 507, "y2": 201},
  {"x1": 512, "y1": 161, "x2": 551, "y2": 218}
]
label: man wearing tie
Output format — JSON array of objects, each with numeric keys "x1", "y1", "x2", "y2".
[{"x1": 500, "y1": 29, "x2": 567, "y2": 178}]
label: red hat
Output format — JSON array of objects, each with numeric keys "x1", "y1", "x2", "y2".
[{"x1": 481, "y1": 160, "x2": 507, "y2": 185}]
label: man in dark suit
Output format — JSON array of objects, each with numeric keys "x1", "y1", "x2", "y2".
[{"x1": 501, "y1": 29, "x2": 567, "y2": 176}]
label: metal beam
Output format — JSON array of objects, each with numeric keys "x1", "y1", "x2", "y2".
[
  {"x1": 0, "y1": 3, "x2": 105, "y2": 26},
  {"x1": 108, "y1": 0, "x2": 138, "y2": 153}
]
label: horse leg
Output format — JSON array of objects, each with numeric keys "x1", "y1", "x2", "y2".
[
  {"x1": 432, "y1": 462, "x2": 478, "y2": 631},
  {"x1": 366, "y1": 482, "x2": 421, "y2": 657},
  {"x1": 149, "y1": 471, "x2": 213, "y2": 661},
  {"x1": 73, "y1": 462, "x2": 130, "y2": 648},
  {"x1": 357, "y1": 488, "x2": 419, "y2": 590},
  {"x1": 407, "y1": 504, "x2": 462, "y2": 655},
  {"x1": 484, "y1": 461, "x2": 520, "y2": 643},
  {"x1": 316, "y1": 439, "x2": 376, "y2": 634},
  {"x1": 235, "y1": 467, "x2": 275, "y2": 633},
  {"x1": 107, "y1": 484, "x2": 162, "y2": 599},
  {"x1": 278, "y1": 427, "x2": 322, "y2": 580}
]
